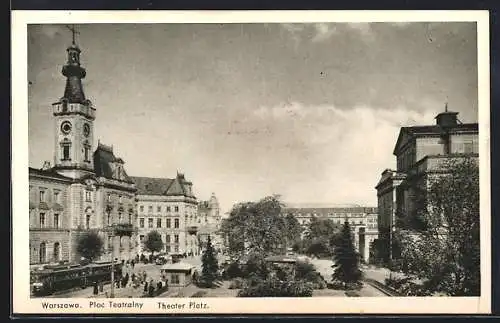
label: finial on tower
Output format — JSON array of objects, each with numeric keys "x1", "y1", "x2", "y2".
[
  {"x1": 445, "y1": 102, "x2": 448, "y2": 112},
  {"x1": 65, "y1": 24, "x2": 80, "y2": 46}
]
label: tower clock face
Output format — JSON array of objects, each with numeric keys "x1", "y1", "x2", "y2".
[
  {"x1": 61, "y1": 121, "x2": 72, "y2": 134},
  {"x1": 83, "y1": 123, "x2": 90, "y2": 137}
]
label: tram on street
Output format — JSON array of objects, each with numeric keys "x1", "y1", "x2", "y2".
[{"x1": 30, "y1": 260, "x2": 123, "y2": 297}]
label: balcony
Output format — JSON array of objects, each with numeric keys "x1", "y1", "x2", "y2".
[
  {"x1": 187, "y1": 226, "x2": 198, "y2": 235},
  {"x1": 109, "y1": 223, "x2": 136, "y2": 237}
]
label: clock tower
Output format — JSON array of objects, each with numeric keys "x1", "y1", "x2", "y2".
[{"x1": 52, "y1": 29, "x2": 96, "y2": 179}]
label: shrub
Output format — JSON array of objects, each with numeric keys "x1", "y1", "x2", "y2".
[
  {"x1": 191, "y1": 291, "x2": 208, "y2": 297},
  {"x1": 238, "y1": 278, "x2": 313, "y2": 297},
  {"x1": 228, "y1": 278, "x2": 246, "y2": 289},
  {"x1": 224, "y1": 262, "x2": 243, "y2": 279}
]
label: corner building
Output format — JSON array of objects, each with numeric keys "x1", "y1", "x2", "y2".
[
  {"x1": 376, "y1": 108, "x2": 479, "y2": 262},
  {"x1": 132, "y1": 174, "x2": 200, "y2": 256},
  {"x1": 29, "y1": 39, "x2": 138, "y2": 267}
]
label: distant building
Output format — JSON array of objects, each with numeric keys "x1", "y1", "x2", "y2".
[
  {"x1": 131, "y1": 173, "x2": 200, "y2": 256},
  {"x1": 283, "y1": 205, "x2": 378, "y2": 263},
  {"x1": 376, "y1": 107, "x2": 479, "y2": 262},
  {"x1": 29, "y1": 38, "x2": 137, "y2": 267},
  {"x1": 197, "y1": 193, "x2": 223, "y2": 251}
]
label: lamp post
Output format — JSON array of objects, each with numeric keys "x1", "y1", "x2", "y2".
[{"x1": 110, "y1": 230, "x2": 115, "y2": 298}]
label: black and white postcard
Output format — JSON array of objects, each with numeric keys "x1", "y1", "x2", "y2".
[{"x1": 11, "y1": 10, "x2": 491, "y2": 314}]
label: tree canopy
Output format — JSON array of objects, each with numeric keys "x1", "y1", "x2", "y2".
[
  {"x1": 397, "y1": 157, "x2": 480, "y2": 296},
  {"x1": 201, "y1": 235, "x2": 219, "y2": 286},
  {"x1": 221, "y1": 195, "x2": 289, "y2": 259},
  {"x1": 76, "y1": 230, "x2": 104, "y2": 262},
  {"x1": 144, "y1": 230, "x2": 164, "y2": 255},
  {"x1": 331, "y1": 221, "x2": 362, "y2": 287}
]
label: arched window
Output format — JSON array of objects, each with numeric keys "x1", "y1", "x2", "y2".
[
  {"x1": 53, "y1": 242, "x2": 61, "y2": 262},
  {"x1": 60, "y1": 139, "x2": 72, "y2": 161},
  {"x1": 39, "y1": 242, "x2": 47, "y2": 263}
]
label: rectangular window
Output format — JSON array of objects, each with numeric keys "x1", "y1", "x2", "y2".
[
  {"x1": 39, "y1": 190, "x2": 45, "y2": 202},
  {"x1": 107, "y1": 214, "x2": 111, "y2": 226},
  {"x1": 53, "y1": 214, "x2": 59, "y2": 229},
  {"x1": 148, "y1": 205, "x2": 153, "y2": 212},
  {"x1": 39, "y1": 213, "x2": 45, "y2": 228},
  {"x1": 85, "y1": 191, "x2": 92, "y2": 202},
  {"x1": 53, "y1": 191, "x2": 59, "y2": 203},
  {"x1": 107, "y1": 194, "x2": 111, "y2": 202},
  {"x1": 174, "y1": 218, "x2": 179, "y2": 228},
  {"x1": 165, "y1": 245, "x2": 171, "y2": 253},
  {"x1": 166, "y1": 219, "x2": 171, "y2": 228},
  {"x1": 140, "y1": 205, "x2": 144, "y2": 212},
  {"x1": 174, "y1": 245, "x2": 179, "y2": 253},
  {"x1": 148, "y1": 218, "x2": 153, "y2": 228},
  {"x1": 165, "y1": 234, "x2": 170, "y2": 243},
  {"x1": 174, "y1": 206, "x2": 179, "y2": 212},
  {"x1": 166, "y1": 206, "x2": 171, "y2": 212},
  {"x1": 119, "y1": 195, "x2": 123, "y2": 203},
  {"x1": 172, "y1": 274, "x2": 180, "y2": 284},
  {"x1": 108, "y1": 236, "x2": 112, "y2": 249},
  {"x1": 157, "y1": 218, "x2": 162, "y2": 228},
  {"x1": 157, "y1": 206, "x2": 161, "y2": 212},
  {"x1": 174, "y1": 235, "x2": 179, "y2": 243}
]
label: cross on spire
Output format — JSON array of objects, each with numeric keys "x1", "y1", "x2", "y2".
[{"x1": 65, "y1": 24, "x2": 80, "y2": 45}]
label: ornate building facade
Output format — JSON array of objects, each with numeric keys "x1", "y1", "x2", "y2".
[
  {"x1": 132, "y1": 173, "x2": 200, "y2": 256},
  {"x1": 283, "y1": 204, "x2": 378, "y2": 262},
  {"x1": 29, "y1": 38, "x2": 138, "y2": 267},
  {"x1": 197, "y1": 193, "x2": 223, "y2": 251},
  {"x1": 376, "y1": 108, "x2": 479, "y2": 263}
]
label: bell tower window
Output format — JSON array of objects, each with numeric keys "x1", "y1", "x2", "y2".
[
  {"x1": 84, "y1": 141, "x2": 91, "y2": 163},
  {"x1": 61, "y1": 140, "x2": 72, "y2": 161}
]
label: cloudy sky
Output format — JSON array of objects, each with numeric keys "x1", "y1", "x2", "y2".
[{"x1": 28, "y1": 22, "x2": 478, "y2": 214}]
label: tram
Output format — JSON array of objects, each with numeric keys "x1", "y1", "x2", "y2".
[{"x1": 30, "y1": 260, "x2": 123, "y2": 297}]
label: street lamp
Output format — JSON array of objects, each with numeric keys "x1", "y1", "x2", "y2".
[{"x1": 110, "y1": 231, "x2": 115, "y2": 298}]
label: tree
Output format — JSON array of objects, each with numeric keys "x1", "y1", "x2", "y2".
[
  {"x1": 76, "y1": 230, "x2": 104, "y2": 262},
  {"x1": 222, "y1": 195, "x2": 288, "y2": 259},
  {"x1": 144, "y1": 231, "x2": 164, "y2": 256},
  {"x1": 201, "y1": 235, "x2": 219, "y2": 287},
  {"x1": 331, "y1": 221, "x2": 362, "y2": 288},
  {"x1": 284, "y1": 213, "x2": 302, "y2": 251},
  {"x1": 301, "y1": 217, "x2": 340, "y2": 257},
  {"x1": 397, "y1": 157, "x2": 480, "y2": 296}
]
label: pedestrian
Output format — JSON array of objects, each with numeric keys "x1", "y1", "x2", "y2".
[
  {"x1": 131, "y1": 259, "x2": 135, "y2": 269},
  {"x1": 99, "y1": 282, "x2": 104, "y2": 293},
  {"x1": 144, "y1": 281, "x2": 148, "y2": 293},
  {"x1": 93, "y1": 281, "x2": 98, "y2": 295},
  {"x1": 148, "y1": 282, "x2": 155, "y2": 297},
  {"x1": 157, "y1": 281, "x2": 162, "y2": 291},
  {"x1": 131, "y1": 273, "x2": 136, "y2": 283}
]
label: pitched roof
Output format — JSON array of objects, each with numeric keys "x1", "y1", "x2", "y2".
[
  {"x1": 93, "y1": 144, "x2": 134, "y2": 183},
  {"x1": 130, "y1": 176, "x2": 174, "y2": 195},
  {"x1": 393, "y1": 123, "x2": 478, "y2": 155},
  {"x1": 131, "y1": 174, "x2": 195, "y2": 197},
  {"x1": 28, "y1": 167, "x2": 73, "y2": 181},
  {"x1": 284, "y1": 206, "x2": 378, "y2": 215}
]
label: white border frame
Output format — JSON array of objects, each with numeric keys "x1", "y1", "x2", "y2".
[{"x1": 12, "y1": 10, "x2": 491, "y2": 314}]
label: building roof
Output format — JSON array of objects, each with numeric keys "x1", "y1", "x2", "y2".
[
  {"x1": 130, "y1": 176, "x2": 174, "y2": 195},
  {"x1": 284, "y1": 206, "x2": 378, "y2": 215},
  {"x1": 393, "y1": 123, "x2": 478, "y2": 155},
  {"x1": 131, "y1": 173, "x2": 195, "y2": 197},
  {"x1": 160, "y1": 262, "x2": 194, "y2": 271},
  {"x1": 93, "y1": 143, "x2": 134, "y2": 184},
  {"x1": 28, "y1": 167, "x2": 73, "y2": 181}
]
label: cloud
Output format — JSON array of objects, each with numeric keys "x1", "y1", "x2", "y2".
[
  {"x1": 247, "y1": 102, "x2": 438, "y2": 206},
  {"x1": 346, "y1": 22, "x2": 375, "y2": 41},
  {"x1": 312, "y1": 23, "x2": 338, "y2": 42}
]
